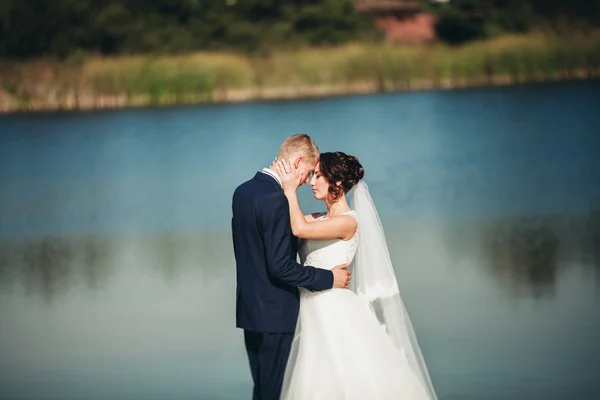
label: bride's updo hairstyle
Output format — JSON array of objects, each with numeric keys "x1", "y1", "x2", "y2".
[{"x1": 319, "y1": 151, "x2": 364, "y2": 201}]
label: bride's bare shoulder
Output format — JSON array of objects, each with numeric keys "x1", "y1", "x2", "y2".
[{"x1": 304, "y1": 212, "x2": 326, "y2": 222}]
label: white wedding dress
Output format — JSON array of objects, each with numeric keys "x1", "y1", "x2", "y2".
[{"x1": 280, "y1": 208, "x2": 436, "y2": 400}]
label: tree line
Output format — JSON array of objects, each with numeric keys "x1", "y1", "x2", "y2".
[{"x1": 1, "y1": 0, "x2": 599, "y2": 59}]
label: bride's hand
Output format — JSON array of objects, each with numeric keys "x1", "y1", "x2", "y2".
[{"x1": 275, "y1": 158, "x2": 303, "y2": 194}]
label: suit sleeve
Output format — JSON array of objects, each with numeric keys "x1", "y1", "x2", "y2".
[{"x1": 260, "y1": 192, "x2": 334, "y2": 291}]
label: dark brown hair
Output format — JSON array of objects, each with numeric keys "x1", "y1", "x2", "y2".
[{"x1": 318, "y1": 152, "x2": 364, "y2": 201}]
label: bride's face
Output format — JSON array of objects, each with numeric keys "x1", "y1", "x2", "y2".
[{"x1": 309, "y1": 163, "x2": 329, "y2": 201}]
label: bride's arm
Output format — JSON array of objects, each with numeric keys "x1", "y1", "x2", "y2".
[
  {"x1": 283, "y1": 188, "x2": 356, "y2": 240},
  {"x1": 304, "y1": 213, "x2": 321, "y2": 222}
]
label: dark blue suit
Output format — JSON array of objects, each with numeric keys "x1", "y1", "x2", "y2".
[{"x1": 232, "y1": 171, "x2": 333, "y2": 400}]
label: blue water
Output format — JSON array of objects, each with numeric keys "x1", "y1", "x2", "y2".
[{"x1": 1, "y1": 81, "x2": 599, "y2": 399}]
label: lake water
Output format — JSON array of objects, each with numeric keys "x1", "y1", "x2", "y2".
[{"x1": 1, "y1": 81, "x2": 599, "y2": 400}]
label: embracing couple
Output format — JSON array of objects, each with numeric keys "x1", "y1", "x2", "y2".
[{"x1": 232, "y1": 134, "x2": 437, "y2": 399}]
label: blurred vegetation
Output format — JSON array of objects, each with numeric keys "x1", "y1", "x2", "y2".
[
  {"x1": 0, "y1": 0, "x2": 378, "y2": 58},
  {"x1": 429, "y1": 0, "x2": 600, "y2": 44},
  {"x1": 0, "y1": 0, "x2": 599, "y2": 58},
  {"x1": 1, "y1": 31, "x2": 599, "y2": 111},
  {"x1": 0, "y1": 0, "x2": 599, "y2": 111}
]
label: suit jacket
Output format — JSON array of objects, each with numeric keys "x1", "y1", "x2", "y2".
[{"x1": 232, "y1": 171, "x2": 334, "y2": 333}]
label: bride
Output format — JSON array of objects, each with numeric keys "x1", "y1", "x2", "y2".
[{"x1": 273, "y1": 152, "x2": 437, "y2": 400}]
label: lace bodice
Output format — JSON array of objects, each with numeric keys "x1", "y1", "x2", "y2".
[{"x1": 298, "y1": 210, "x2": 359, "y2": 270}]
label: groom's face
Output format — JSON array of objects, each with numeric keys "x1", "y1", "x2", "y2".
[{"x1": 296, "y1": 158, "x2": 317, "y2": 186}]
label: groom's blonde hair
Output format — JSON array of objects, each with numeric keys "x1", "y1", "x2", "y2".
[{"x1": 277, "y1": 134, "x2": 320, "y2": 164}]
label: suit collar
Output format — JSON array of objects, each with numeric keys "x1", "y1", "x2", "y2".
[
  {"x1": 260, "y1": 168, "x2": 282, "y2": 187},
  {"x1": 254, "y1": 171, "x2": 283, "y2": 191}
]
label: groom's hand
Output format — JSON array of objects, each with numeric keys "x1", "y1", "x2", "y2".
[{"x1": 331, "y1": 263, "x2": 352, "y2": 289}]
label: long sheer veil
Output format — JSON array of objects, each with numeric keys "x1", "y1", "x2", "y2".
[{"x1": 349, "y1": 181, "x2": 438, "y2": 399}]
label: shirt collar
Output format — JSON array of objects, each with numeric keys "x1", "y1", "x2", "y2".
[{"x1": 260, "y1": 168, "x2": 282, "y2": 187}]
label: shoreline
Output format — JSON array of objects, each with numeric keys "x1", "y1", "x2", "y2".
[
  {"x1": 1, "y1": 70, "x2": 597, "y2": 115},
  {"x1": 2, "y1": 32, "x2": 599, "y2": 115}
]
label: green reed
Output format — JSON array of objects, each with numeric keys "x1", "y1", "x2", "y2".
[{"x1": 1, "y1": 32, "x2": 598, "y2": 112}]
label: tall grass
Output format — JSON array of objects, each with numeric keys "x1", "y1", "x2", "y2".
[
  {"x1": 1, "y1": 32, "x2": 599, "y2": 112},
  {"x1": 84, "y1": 53, "x2": 254, "y2": 103}
]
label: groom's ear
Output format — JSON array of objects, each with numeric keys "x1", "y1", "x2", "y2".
[{"x1": 294, "y1": 156, "x2": 302, "y2": 169}]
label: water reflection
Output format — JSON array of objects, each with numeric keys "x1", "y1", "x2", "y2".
[
  {"x1": 1, "y1": 81, "x2": 599, "y2": 399},
  {"x1": 2, "y1": 211, "x2": 598, "y2": 304},
  {"x1": 484, "y1": 217, "x2": 561, "y2": 299},
  {"x1": 0, "y1": 231, "x2": 232, "y2": 303},
  {"x1": 481, "y1": 210, "x2": 600, "y2": 298},
  {"x1": 0, "y1": 235, "x2": 112, "y2": 303}
]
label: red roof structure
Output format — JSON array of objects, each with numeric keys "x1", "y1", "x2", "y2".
[{"x1": 355, "y1": 0, "x2": 437, "y2": 44}]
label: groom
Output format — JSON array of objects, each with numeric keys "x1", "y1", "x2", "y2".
[{"x1": 232, "y1": 134, "x2": 351, "y2": 400}]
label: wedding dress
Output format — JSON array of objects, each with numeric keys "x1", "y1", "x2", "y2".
[{"x1": 281, "y1": 182, "x2": 437, "y2": 400}]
